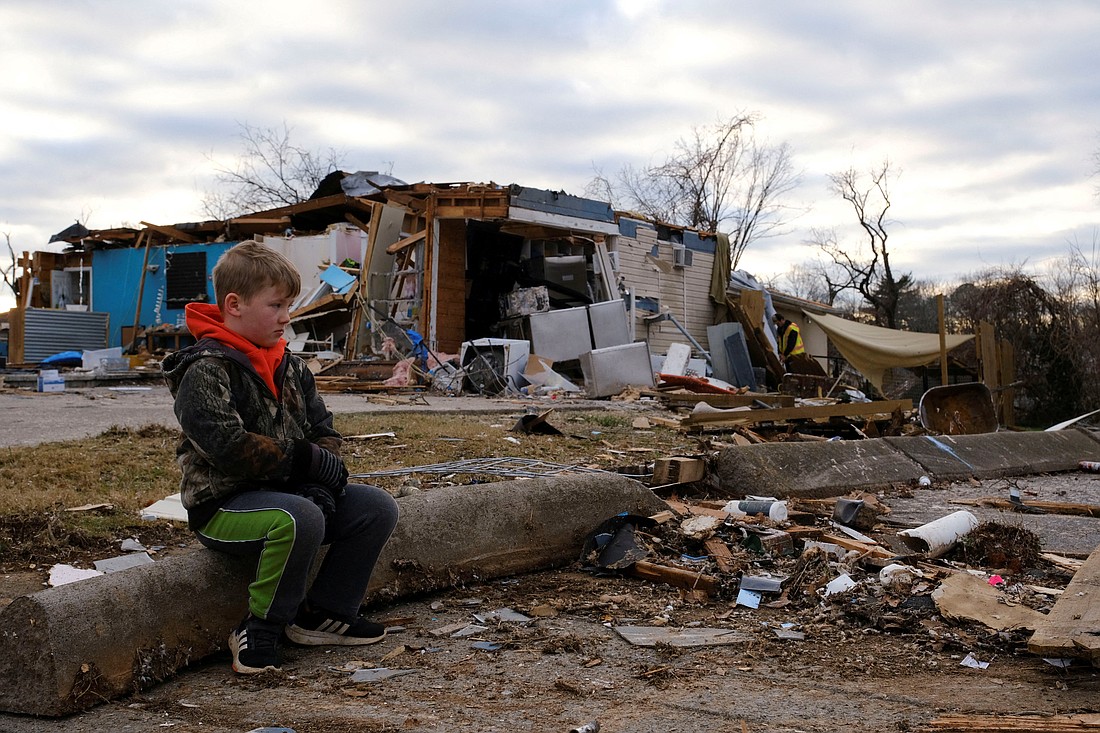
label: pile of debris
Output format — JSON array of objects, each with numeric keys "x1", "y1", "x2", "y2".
[{"x1": 577, "y1": 488, "x2": 1094, "y2": 672}]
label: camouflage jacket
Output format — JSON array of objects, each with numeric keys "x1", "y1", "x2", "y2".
[{"x1": 162, "y1": 337, "x2": 341, "y2": 530}]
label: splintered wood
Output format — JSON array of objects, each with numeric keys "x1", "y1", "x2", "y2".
[
  {"x1": 1027, "y1": 542, "x2": 1100, "y2": 663},
  {"x1": 930, "y1": 712, "x2": 1100, "y2": 731}
]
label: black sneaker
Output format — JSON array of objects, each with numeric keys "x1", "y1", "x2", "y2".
[
  {"x1": 228, "y1": 615, "x2": 282, "y2": 674},
  {"x1": 286, "y1": 606, "x2": 386, "y2": 646}
]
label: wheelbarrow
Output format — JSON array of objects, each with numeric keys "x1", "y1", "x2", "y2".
[{"x1": 918, "y1": 382, "x2": 998, "y2": 435}]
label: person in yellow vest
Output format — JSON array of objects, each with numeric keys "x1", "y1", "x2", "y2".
[{"x1": 773, "y1": 313, "x2": 805, "y2": 371}]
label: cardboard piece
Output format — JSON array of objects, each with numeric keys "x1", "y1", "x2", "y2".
[{"x1": 931, "y1": 572, "x2": 1044, "y2": 631}]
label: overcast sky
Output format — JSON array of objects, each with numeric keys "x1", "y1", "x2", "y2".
[{"x1": 3, "y1": 0, "x2": 1100, "y2": 312}]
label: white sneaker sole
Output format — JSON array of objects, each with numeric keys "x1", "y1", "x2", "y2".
[{"x1": 285, "y1": 625, "x2": 386, "y2": 646}]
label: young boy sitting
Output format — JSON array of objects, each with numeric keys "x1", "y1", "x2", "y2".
[{"x1": 163, "y1": 239, "x2": 400, "y2": 674}]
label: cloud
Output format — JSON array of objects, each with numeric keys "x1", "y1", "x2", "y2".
[{"x1": 2, "y1": 0, "x2": 1100, "y2": 314}]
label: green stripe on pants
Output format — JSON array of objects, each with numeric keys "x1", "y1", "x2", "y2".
[{"x1": 199, "y1": 507, "x2": 298, "y2": 620}]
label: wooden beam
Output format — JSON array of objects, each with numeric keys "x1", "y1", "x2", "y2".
[
  {"x1": 681, "y1": 399, "x2": 913, "y2": 427},
  {"x1": 128, "y1": 231, "x2": 151, "y2": 354},
  {"x1": 937, "y1": 293, "x2": 948, "y2": 385},
  {"x1": 819, "y1": 533, "x2": 895, "y2": 560},
  {"x1": 951, "y1": 497, "x2": 1100, "y2": 518},
  {"x1": 344, "y1": 213, "x2": 371, "y2": 235},
  {"x1": 247, "y1": 193, "x2": 349, "y2": 219},
  {"x1": 289, "y1": 290, "x2": 355, "y2": 320},
  {"x1": 140, "y1": 221, "x2": 198, "y2": 244},
  {"x1": 703, "y1": 538, "x2": 738, "y2": 573},
  {"x1": 630, "y1": 561, "x2": 718, "y2": 595},
  {"x1": 386, "y1": 229, "x2": 426, "y2": 255},
  {"x1": 646, "y1": 391, "x2": 795, "y2": 409},
  {"x1": 229, "y1": 217, "x2": 291, "y2": 226},
  {"x1": 931, "y1": 712, "x2": 1100, "y2": 731}
]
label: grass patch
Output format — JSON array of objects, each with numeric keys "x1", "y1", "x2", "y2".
[{"x1": 0, "y1": 410, "x2": 691, "y2": 566}]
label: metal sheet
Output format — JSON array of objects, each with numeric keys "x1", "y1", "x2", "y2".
[
  {"x1": 587, "y1": 299, "x2": 630, "y2": 350},
  {"x1": 579, "y1": 342, "x2": 655, "y2": 398},
  {"x1": 21, "y1": 308, "x2": 109, "y2": 363},
  {"x1": 527, "y1": 307, "x2": 592, "y2": 362}
]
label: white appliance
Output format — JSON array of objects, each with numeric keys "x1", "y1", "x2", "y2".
[{"x1": 459, "y1": 338, "x2": 531, "y2": 395}]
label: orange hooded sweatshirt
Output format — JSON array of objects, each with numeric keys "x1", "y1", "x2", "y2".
[{"x1": 184, "y1": 302, "x2": 286, "y2": 398}]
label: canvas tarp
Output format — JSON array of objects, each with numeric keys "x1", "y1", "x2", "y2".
[{"x1": 807, "y1": 312, "x2": 974, "y2": 393}]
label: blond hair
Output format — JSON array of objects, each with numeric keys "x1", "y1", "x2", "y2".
[{"x1": 212, "y1": 240, "x2": 301, "y2": 309}]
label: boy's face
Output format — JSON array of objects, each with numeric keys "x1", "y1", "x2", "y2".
[{"x1": 224, "y1": 283, "x2": 294, "y2": 348}]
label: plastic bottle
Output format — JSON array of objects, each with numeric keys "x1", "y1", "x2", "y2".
[{"x1": 722, "y1": 499, "x2": 788, "y2": 522}]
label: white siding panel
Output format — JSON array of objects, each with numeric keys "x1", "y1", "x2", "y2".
[{"x1": 612, "y1": 234, "x2": 718, "y2": 362}]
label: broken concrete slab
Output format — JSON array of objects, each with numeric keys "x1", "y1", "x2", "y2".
[
  {"x1": 712, "y1": 439, "x2": 927, "y2": 498},
  {"x1": 366, "y1": 473, "x2": 666, "y2": 602},
  {"x1": 0, "y1": 551, "x2": 253, "y2": 716},
  {"x1": 883, "y1": 435, "x2": 975, "y2": 478},
  {"x1": 0, "y1": 473, "x2": 663, "y2": 716},
  {"x1": 887, "y1": 429, "x2": 1100, "y2": 481}
]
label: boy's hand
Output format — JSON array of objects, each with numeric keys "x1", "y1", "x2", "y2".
[
  {"x1": 296, "y1": 483, "x2": 337, "y2": 521},
  {"x1": 293, "y1": 440, "x2": 349, "y2": 491}
]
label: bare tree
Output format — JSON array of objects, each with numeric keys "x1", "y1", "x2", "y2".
[
  {"x1": 809, "y1": 159, "x2": 911, "y2": 328},
  {"x1": 1, "y1": 232, "x2": 20, "y2": 306},
  {"x1": 201, "y1": 122, "x2": 346, "y2": 219},
  {"x1": 768, "y1": 259, "x2": 859, "y2": 313},
  {"x1": 591, "y1": 114, "x2": 800, "y2": 269}
]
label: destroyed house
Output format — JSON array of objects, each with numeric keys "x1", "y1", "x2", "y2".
[
  {"x1": 25, "y1": 182, "x2": 716, "y2": 357},
  {"x1": 14, "y1": 177, "x2": 861, "y2": 395}
]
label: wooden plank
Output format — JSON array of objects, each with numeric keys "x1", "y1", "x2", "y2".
[
  {"x1": 951, "y1": 497, "x2": 1100, "y2": 518},
  {"x1": 645, "y1": 391, "x2": 795, "y2": 409},
  {"x1": 1041, "y1": 553, "x2": 1086, "y2": 572},
  {"x1": 630, "y1": 561, "x2": 718, "y2": 595},
  {"x1": 931, "y1": 712, "x2": 1100, "y2": 731},
  {"x1": 978, "y1": 320, "x2": 1000, "y2": 391},
  {"x1": 434, "y1": 204, "x2": 509, "y2": 219},
  {"x1": 663, "y1": 498, "x2": 729, "y2": 520},
  {"x1": 386, "y1": 229, "x2": 426, "y2": 255},
  {"x1": 1028, "y1": 542, "x2": 1100, "y2": 662},
  {"x1": 432, "y1": 217, "x2": 466, "y2": 354},
  {"x1": 682, "y1": 399, "x2": 912, "y2": 427},
  {"x1": 703, "y1": 538, "x2": 738, "y2": 573},
  {"x1": 140, "y1": 221, "x2": 198, "y2": 244},
  {"x1": 820, "y1": 534, "x2": 895, "y2": 559},
  {"x1": 290, "y1": 290, "x2": 354, "y2": 320},
  {"x1": 344, "y1": 213, "x2": 371, "y2": 235},
  {"x1": 229, "y1": 216, "x2": 291, "y2": 226},
  {"x1": 999, "y1": 338, "x2": 1016, "y2": 427}
]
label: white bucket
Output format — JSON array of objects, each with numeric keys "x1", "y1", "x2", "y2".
[{"x1": 897, "y1": 510, "x2": 979, "y2": 558}]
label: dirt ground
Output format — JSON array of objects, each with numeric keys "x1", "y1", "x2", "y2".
[{"x1": 0, "y1": 386, "x2": 1098, "y2": 732}]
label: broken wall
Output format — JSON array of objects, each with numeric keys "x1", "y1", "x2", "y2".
[{"x1": 614, "y1": 219, "x2": 718, "y2": 363}]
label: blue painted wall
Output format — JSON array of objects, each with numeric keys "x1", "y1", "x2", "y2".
[{"x1": 93, "y1": 242, "x2": 233, "y2": 347}]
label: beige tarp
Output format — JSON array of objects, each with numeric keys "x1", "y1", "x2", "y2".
[{"x1": 807, "y1": 312, "x2": 974, "y2": 394}]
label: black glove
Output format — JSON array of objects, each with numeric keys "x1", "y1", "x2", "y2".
[
  {"x1": 296, "y1": 483, "x2": 337, "y2": 522},
  {"x1": 293, "y1": 439, "x2": 349, "y2": 492}
]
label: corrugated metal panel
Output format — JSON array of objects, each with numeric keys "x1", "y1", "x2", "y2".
[{"x1": 22, "y1": 308, "x2": 109, "y2": 363}]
